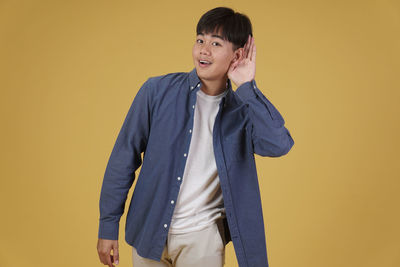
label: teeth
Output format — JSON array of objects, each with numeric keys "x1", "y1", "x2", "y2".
[{"x1": 200, "y1": 60, "x2": 211, "y2": 64}]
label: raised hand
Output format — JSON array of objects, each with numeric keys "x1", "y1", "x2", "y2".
[{"x1": 227, "y1": 35, "x2": 256, "y2": 88}]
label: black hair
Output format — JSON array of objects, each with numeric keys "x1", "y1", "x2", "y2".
[{"x1": 196, "y1": 7, "x2": 253, "y2": 51}]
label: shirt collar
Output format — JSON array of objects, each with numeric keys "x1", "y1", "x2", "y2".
[{"x1": 188, "y1": 67, "x2": 233, "y2": 101}]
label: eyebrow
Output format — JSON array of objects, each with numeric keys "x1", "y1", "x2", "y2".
[{"x1": 198, "y1": 32, "x2": 225, "y2": 41}]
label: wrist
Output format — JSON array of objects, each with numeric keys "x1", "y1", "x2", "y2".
[{"x1": 235, "y1": 79, "x2": 253, "y2": 88}]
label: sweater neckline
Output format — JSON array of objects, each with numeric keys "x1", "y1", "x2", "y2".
[{"x1": 197, "y1": 88, "x2": 228, "y2": 101}]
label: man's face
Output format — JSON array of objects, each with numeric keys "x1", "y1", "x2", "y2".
[{"x1": 192, "y1": 29, "x2": 239, "y2": 83}]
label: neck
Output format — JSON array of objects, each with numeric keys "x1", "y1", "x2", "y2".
[{"x1": 199, "y1": 76, "x2": 228, "y2": 96}]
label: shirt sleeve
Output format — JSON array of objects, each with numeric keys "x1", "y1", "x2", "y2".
[
  {"x1": 235, "y1": 79, "x2": 294, "y2": 157},
  {"x1": 98, "y1": 78, "x2": 152, "y2": 240}
]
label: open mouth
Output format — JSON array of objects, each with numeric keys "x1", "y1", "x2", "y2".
[{"x1": 199, "y1": 60, "x2": 212, "y2": 67}]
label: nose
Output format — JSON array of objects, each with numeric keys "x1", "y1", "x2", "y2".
[{"x1": 200, "y1": 43, "x2": 211, "y2": 55}]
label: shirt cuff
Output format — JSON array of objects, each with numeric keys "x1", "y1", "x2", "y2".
[
  {"x1": 98, "y1": 221, "x2": 119, "y2": 240},
  {"x1": 235, "y1": 80, "x2": 258, "y2": 102}
]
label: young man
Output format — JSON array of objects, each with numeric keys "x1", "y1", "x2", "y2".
[{"x1": 97, "y1": 6, "x2": 294, "y2": 267}]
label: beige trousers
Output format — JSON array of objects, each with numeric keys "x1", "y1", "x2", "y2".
[{"x1": 132, "y1": 218, "x2": 226, "y2": 267}]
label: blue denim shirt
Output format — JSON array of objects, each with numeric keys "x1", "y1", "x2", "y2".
[{"x1": 98, "y1": 67, "x2": 294, "y2": 267}]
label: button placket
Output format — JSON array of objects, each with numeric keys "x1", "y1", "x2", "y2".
[{"x1": 166, "y1": 84, "x2": 197, "y2": 232}]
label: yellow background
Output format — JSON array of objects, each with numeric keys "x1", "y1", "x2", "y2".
[{"x1": 1, "y1": 0, "x2": 399, "y2": 266}]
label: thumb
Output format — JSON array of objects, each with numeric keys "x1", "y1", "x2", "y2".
[
  {"x1": 113, "y1": 243, "x2": 120, "y2": 265},
  {"x1": 228, "y1": 61, "x2": 237, "y2": 75},
  {"x1": 228, "y1": 61, "x2": 239, "y2": 79}
]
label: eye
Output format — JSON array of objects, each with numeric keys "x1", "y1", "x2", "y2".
[
  {"x1": 212, "y1": 42, "x2": 220, "y2": 46},
  {"x1": 196, "y1": 39, "x2": 203, "y2": 43}
]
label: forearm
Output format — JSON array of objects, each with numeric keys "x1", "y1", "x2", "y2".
[{"x1": 235, "y1": 80, "x2": 294, "y2": 157}]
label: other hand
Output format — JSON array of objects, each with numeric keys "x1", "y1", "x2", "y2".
[{"x1": 97, "y1": 238, "x2": 119, "y2": 267}]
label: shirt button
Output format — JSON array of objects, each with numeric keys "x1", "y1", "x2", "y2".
[
  {"x1": 170, "y1": 200, "x2": 174, "y2": 204},
  {"x1": 192, "y1": 105, "x2": 195, "y2": 109},
  {"x1": 184, "y1": 153, "x2": 187, "y2": 157},
  {"x1": 177, "y1": 176, "x2": 181, "y2": 181},
  {"x1": 164, "y1": 224, "x2": 168, "y2": 228},
  {"x1": 190, "y1": 86, "x2": 194, "y2": 89},
  {"x1": 197, "y1": 84, "x2": 200, "y2": 87},
  {"x1": 189, "y1": 129, "x2": 192, "y2": 133}
]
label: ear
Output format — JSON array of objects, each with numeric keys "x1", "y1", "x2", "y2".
[{"x1": 232, "y1": 48, "x2": 244, "y2": 63}]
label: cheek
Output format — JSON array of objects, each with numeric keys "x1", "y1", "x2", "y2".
[{"x1": 216, "y1": 53, "x2": 233, "y2": 67}]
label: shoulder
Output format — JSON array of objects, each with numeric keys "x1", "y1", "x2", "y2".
[{"x1": 146, "y1": 70, "x2": 189, "y2": 90}]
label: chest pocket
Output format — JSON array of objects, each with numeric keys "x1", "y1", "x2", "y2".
[{"x1": 224, "y1": 128, "x2": 254, "y2": 162}]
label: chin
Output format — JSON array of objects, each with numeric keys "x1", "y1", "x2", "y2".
[
  {"x1": 195, "y1": 66, "x2": 214, "y2": 78},
  {"x1": 196, "y1": 70, "x2": 213, "y2": 80}
]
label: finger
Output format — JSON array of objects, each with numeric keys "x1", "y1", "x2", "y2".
[
  {"x1": 99, "y1": 253, "x2": 107, "y2": 265},
  {"x1": 106, "y1": 254, "x2": 115, "y2": 267},
  {"x1": 228, "y1": 61, "x2": 237, "y2": 75},
  {"x1": 113, "y1": 245, "x2": 120, "y2": 265},
  {"x1": 243, "y1": 35, "x2": 250, "y2": 59},
  {"x1": 232, "y1": 60, "x2": 239, "y2": 70},
  {"x1": 236, "y1": 52, "x2": 243, "y2": 66},
  {"x1": 248, "y1": 37, "x2": 254, "y2": 61},
  {"x1": 252, "y1": 43, "x2": 256, "y2": 63},
  {"x1": 98, "y1": 248, "x2": 110, "y2": 265},
  {"x1": 246, "y1": 35, "x2": 252, "y2": 58}
]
